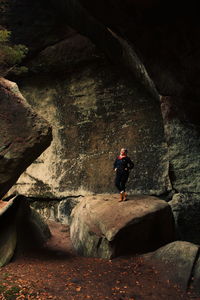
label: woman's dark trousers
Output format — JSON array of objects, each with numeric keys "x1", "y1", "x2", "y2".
[{"x1": 115, "y1": 171, "x2": 129, "y2": 192}]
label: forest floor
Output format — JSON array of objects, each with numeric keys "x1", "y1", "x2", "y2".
[{"x1": 0, "y1": 221, "x2": 199, "y2": 300}]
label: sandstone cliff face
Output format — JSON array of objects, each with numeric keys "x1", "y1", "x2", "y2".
[
  {"x1": 2, "y1": 0, "x2": 200, "y2": 242},
  {"x1": 11, "y1": 34, "x2": 169, "y2": 197},
  {"x1": 160, "y1": 96, "x2": 200, "y2": 244},
  {"x1": 161, "y1": 96, "x2": 200, "y2": 195}
]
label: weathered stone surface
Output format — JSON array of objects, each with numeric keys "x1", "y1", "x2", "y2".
[
  {"x1": 0, "y1": 199, "x2": 18, "y2": 267},
  {"x1": 0, "y1": 223, "x2": 16, "y2": 267},
  {"x1": 2, "y1": 1, "x2": 199, "y2": 248},
  {"x1": 30, "y1": 200, "x2": 61, "y2": 223},
  {"x1": 10, "y1": 34, "x2": 169, "y2": 197},
  {"x1": 169, "y1": 193, "x2": 200, "y2": 244},
  {"x1": 1, "y1": 0, "x2": 156, "y2": 100},
  {"x1": 0, "y1": 196, "x2": 51, "y2": 266},
  {"x1": 192, "y1": 255, "x2": 200, "y2": 295},
  {"x1": 30, "y1": 197, "x2": 81, "y2": 225},
  {"x1": 0, "y1": 77, "x2": 52, "y2": 199},
  {"x1": 28, "y1": 208, "x2": 51, "y2": 245},
  {"x1": 5, "y1": 0, "x2": 199, "y2": 202},
  {"x1": 160, "y1": 96, "x2": 200, "y2": 194},
  {"x1": 2, "y1": 0, "x2": 200, "y2": 105},
  {"x1": 70, "y1": 194, "x2": 175, "y2": 259},
  {"x1": 77, "y1": 1, "x2": 200, "y2": 109},
  {"x1": 143, "y1": 241, "x2": 199, "y2": 292},
  {"x1": 27, "y1": 33, "x2": 97, "y2": 74},
  {"x1": 14, "y1": 196, "x2": 51, "y2": 253},
  {"x1": 58, "y1": 198, "x2": 81, "y2": 225},
  {"x1": 161, "y1": 96, "x2": 200, "y2": 244}
]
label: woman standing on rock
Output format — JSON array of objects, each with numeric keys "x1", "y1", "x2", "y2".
[{"x1": 114, "y1": 148, "x2": 134, "y2": 202}]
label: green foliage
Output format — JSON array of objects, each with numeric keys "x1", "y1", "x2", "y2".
[
  {"x1": 3, "y1": 286, "x2": 20, "y2": 300},
  {"x1": 0, "y1": 283, "x2": 6, "y2": 293},
  {"x1": 0, "y1": 29, "x2": 11, "y2": 43},
  {"x1": 0, "y1": 29, "x2": 28, "y2": 76},
  {"x1": 0, "y1": 273, "x2": 21, "y2": 299}
]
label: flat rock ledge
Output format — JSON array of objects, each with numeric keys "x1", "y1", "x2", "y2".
[{"x1": 70, "y1": 194, "x2": 175, "y2": 259}]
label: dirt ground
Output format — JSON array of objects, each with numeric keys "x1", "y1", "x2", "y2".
[{"x1": 0, "y1": 221, "x2": 199, "y2": 300}]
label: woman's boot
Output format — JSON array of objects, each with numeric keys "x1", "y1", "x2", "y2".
[
  {"x1": 119, "y1": 191, "x2": 124, "y2": 202},
  {"x1": 124, "y1": 192, "x2": 127, "y2": 201}
]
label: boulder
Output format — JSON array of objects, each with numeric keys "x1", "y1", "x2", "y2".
[
  {"x1": 0, "y1": 77, "x2": 52, "y2": 199},
  {"x1": 169, "y1": 193, "x2": 200, "y2": 244},
  {"x1": 70, "y1": 194, "x2": 175, "y2": 259},
  {"x1": 143, "y1": 241, "x2": 200, "y2": 293},
  {"x1": 15, "y1": 197, "x2": 51, "y2": 253},
  {"x1": 0, "y1": 199, "x2": 18, "y2": 267},
  {"x1": 0, "y1": 195, "x2": 51, "y2": 267},
  {"x1": 192, "y1": 255, "x2": 200, "y2": 295}
]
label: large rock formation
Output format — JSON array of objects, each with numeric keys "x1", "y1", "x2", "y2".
[
  {"x1": 0, "y1": 199, "x2": 18, "y2": 267},
  {"x1": 169, "y1": 193, "x2": 200, "y2": 244},
  {"x1": 160, "y1": 96, "x2": 200, "y2": 243},
  {"x1": 9, "y1": 33, "x2": 169, "y2": 198},
  {"x1": 76, "y1": 1, "x2": 200, "y2": 103},
  {"x1": 2, "y1": 0, "x2": 200, "y2": 118},
  {"x1": 0, "y1": 77, "x2": 52, "y2": 267},
  {"x1": 1, "y1": 0, "x2": 199, "y2": 243},
  {"x1": 0, "y1": 196, "x2": 51, "y2": 267},
  {"x1": 0, "y1": 78, "x2": 52, "y2": 199},
  {"x1": 70, "y1": 194, "x2": 175, "y2": 259},
  {"x1": 143, "y1": 241, "x2": 200, "y2": 295}
]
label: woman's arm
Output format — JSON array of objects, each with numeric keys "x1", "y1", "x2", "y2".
[
  {"x1": 128, "y1": 157, "x2": 134, "y2": 170},
  {"x1": 113, "y1": 158, "x2": 118, "y2": 170}
]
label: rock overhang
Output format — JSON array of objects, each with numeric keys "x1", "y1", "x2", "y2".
[{"x1": 0, "y1": 77, "x2": 52, "y2": 198}]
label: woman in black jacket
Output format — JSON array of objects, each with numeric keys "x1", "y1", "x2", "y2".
[{"x1": 114, "y1": 148, "x2": 134, "y2": 202}]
